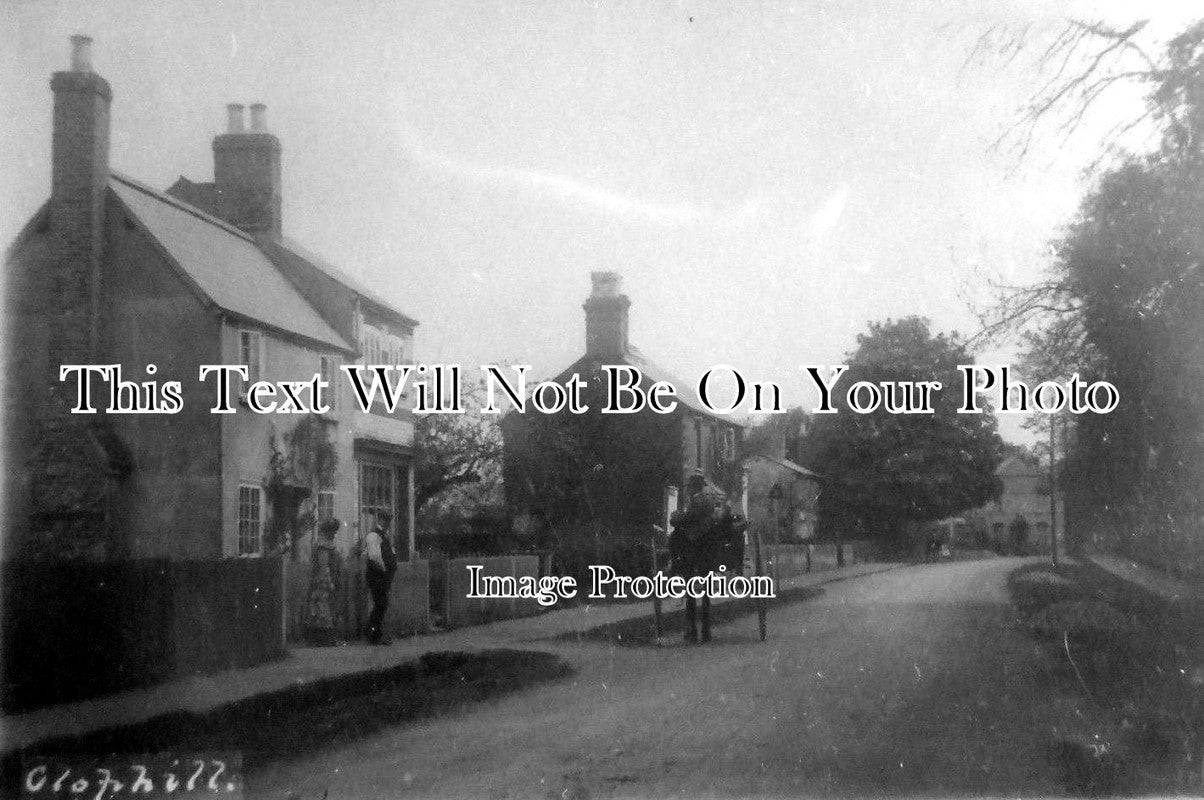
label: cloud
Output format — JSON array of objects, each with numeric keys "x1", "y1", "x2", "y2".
[
  {"x1": 806, "y1": 185, "x2": 850, "y2": 242},
  {"x1": 399, "y1": 126, "x2": 708, "y2": 227}
]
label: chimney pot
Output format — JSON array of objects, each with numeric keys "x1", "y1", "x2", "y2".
[
  {"x1": 213, "y1": 103, "x2": 282, "y2": 236},
  {"x1": 70, "y1": 34, "x2": 93, "y2": 72},
  {"x1": 590, "y1": 271, "x2": 622, "y2": 298},
  {"x1": 226, "y1": 103, "x2": 246, "y2": 133},
  {"x1": 583, "y1": 272, "x2": 630, "y2": 359}
]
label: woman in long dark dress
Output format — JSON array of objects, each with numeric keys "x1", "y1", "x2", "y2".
[{"x1": 304, "y1": 518, "x2": 344, "y2": 646}]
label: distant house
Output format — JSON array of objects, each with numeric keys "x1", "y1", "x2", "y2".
[
  {"x1": 972, "y1": 453, "x2": 1064, "y2": 553},
  {"x1": 4, "y1": 37, "x2": 419, "y2": 563},
  {"x1": 743, "y1": 454, "x2": 821, "y2": 545},
  {"x1": 501, "y1": 272, "x2": 745, "y2": 547}
]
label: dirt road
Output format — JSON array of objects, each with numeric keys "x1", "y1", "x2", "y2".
[{"x1": 251, "y1": 557, "x2": 1087, "y2": 798}]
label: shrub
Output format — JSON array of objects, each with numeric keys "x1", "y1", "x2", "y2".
[{"x1": 1010, "y1": 568, "x2": 1083, "y2": 618}]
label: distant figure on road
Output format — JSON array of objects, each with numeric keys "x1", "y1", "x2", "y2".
[
  {"x1": 1009, "y1": 514, "x2": 1030, "y2": 555},
  {"x1": 364, "y1": 510, "x2": 398, "y2": 645},
  {"x1": 925, "y1": 526, "x2": 948, "y2": 562},
  {"x1": 304, "y1": 517, "x2": 344, "y2": 646}
]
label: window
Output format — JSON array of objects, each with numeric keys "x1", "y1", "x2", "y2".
[
  {"x1": 238, "y1": 485, "x2": 263, "y2": 556},
  {"x1": 239, "y1": 330, "x2": 262, "y2": 386},
  {"x1": 359, "y1": 461, "x2": 395, "y2": 525},
  {"x1": 316, "y1": 490, "x2": 336, "y2": 523},
  {"x1": 319, "y1": 355, "x2": 338, "y2": 412},
  {"x1": 362, "y1": 325, "x2": 383, "y2": 365},
  {"x1": 720, "y1": 428, "x2": 735, "y2": 462},
  {"x1": 357, "y1": 327, "x2": 381, "y2": 389}
]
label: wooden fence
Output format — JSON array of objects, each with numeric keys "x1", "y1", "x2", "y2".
[
  {"x1": 760, "y1": 540, "x2": 877, "y2": 583},
  {"x1": 284, "y1": 556, "x2": 429, "y2": 643},
  {"x1": 1, "y1": 558, "x2": 284, "y2": 713},
  {"x1": 441, "y1": 555, "x2": 543, "y2": 628}
]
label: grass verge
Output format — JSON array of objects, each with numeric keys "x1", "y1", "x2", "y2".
[
  {"x1": 1007, "y1": 561, "x2": 1204, "y2": 796},
  {"x1": 2, "y1": 649, "x2": 572, "y2": 790}
]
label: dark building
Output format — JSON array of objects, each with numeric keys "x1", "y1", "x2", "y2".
[{"x1": 502, "y1": 272, "x2": 745, "y2": 549}]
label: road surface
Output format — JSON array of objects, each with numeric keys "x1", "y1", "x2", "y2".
[{"x1": 251, "y1": 557, "x2": 1088, "y2": 798}]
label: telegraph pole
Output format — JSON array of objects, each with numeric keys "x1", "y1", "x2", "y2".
[{"x1": 1050, "y1": 414, "x2": 1059, "y2": 567}]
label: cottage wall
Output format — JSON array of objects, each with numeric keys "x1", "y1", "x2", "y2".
[
  {"x1": 99, "y1": 202, "x2": 224, "y2": 559},
  {"x1": 744, "y1": 457, "x2": 820, "y2": 545},
  {"x1": 218, "y1": 323, "x2": 356, "y2": 558}
]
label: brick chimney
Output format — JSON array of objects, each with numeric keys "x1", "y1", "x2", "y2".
[
  {"x1": 48, "y1": 34, "x2": 110, "y2": 373},
  {"x1": 30, "y1": 35, "x2": 126, "y2": 560},
  {"x1": 583, "y1": 271, "x2": 630, "y2": 360},
  {"x1": 213, "y1": 102, "x2": 281, "y2": 236}
]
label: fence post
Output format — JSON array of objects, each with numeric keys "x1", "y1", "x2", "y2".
[
  {"x1": 650, "y1": 530, "x2": 662, "y2": 641},
  {"x1": 278, "y1": 557, "x2": 287, "y2": 655},
  {"x1": 753, "y1": 529, "x2": 767, "y2": 641},
  {"x1": 446, "y1": 557, "x2": 454, "y2": 629},
  {"x1": 510, "y1": 556, "x2": 518, "y2": 618}
]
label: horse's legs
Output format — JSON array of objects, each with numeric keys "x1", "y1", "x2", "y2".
[
  {"x1": 684, "y1": 595, "x2": 699, "y2": 643},
  {"x1": 700, "y1": 595, "x2": 712, "y2": 643}
]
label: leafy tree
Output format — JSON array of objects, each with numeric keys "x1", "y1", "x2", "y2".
[
  {"x1": 501, "y1": 369, "x2": 713, "y2": 583},
  {"x1": 503, "y1": 370, "x2": 684, "y2": 529},
  {"x1": 1049, "y1": 154, "x2": 1204, "y2": 553},
  {"x1": 799, "y1": 317, "x2": 1004, "y2": 545},
  {"x1": 413, "y1": 381, "x2": 504, "y2": 514},
  {"x1": 263, "y1": 416, "x2": 338, "y2": 558},
  {"x1": 743, "y1": 407, "x2": 810, "y2": 463},
  {"x1": 971, "y1": 19, "x2": 1204, "y2": 558}
]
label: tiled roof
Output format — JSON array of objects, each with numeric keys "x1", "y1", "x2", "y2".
[
  {"x1": 997, "y1": 454, "x2": 1040, "y2": 476},
  {"x1": 265, "y1": 237, "x2": 418, "y2": 329},
  {"x1": 548, "y1": 344, "x2": 744, "y2": 425},
  {"x1": 110, "y1": 173, "x2": 353, "y2": 352},
  {"x1": 167, "y1": 176, "x2": 418, "y2": 331},
  {"x1": 616, "y1": 344, "x2": 745, "y2": 425},
  {"x1": 744, "y1": 453, "x2": 822, "y2": 480},
  {"x1": 165, "y1": 177, "x2": 217, "y2": 215}
]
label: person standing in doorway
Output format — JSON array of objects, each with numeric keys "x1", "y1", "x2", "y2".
[{"x1": 365, "y1": 510, "x2": 398, "y2": 645}]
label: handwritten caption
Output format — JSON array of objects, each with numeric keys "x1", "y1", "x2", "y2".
[{"x1": 20, "y1": 753, "x2": 242, "y2": 800}]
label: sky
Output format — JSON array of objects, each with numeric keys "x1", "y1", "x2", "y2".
[{"x1": 3, "y1": 0, "x2": 1200, "y2": 441}]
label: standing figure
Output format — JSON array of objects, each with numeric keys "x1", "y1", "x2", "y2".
[
  {"x1": 670, "y1": 470, "x2": 719, "y2": 644},
  {"x1": 1009, "y1": 514, "x2": 1030, "y2": 556},
  {"x1": 304, "y1": 517, "x2": 344, "y2": 646},
  {"x1": 364, "y1": 510, "x2": 398, "y2": 645}
]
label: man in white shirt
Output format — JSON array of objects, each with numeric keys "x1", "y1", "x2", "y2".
[{"x1": 364, "y1": 510, "x2": 398, "y2": 645}]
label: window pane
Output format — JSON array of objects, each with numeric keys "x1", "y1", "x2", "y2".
[
  {"x1": 238, "y1": 485, "x2": 262, "y2": 555},
  {"x1": 320, "y1": 356, "x2": 337, "y2": 411},
  {"x1": 359, "y1": 462, "x2": 395, "y2": 522},
  {"x1": 317, "y1": 490, "x2": 336, "y2": 522},
  {"x1": 240, "y1": 331, "x2": 261, "y2": 385}
]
